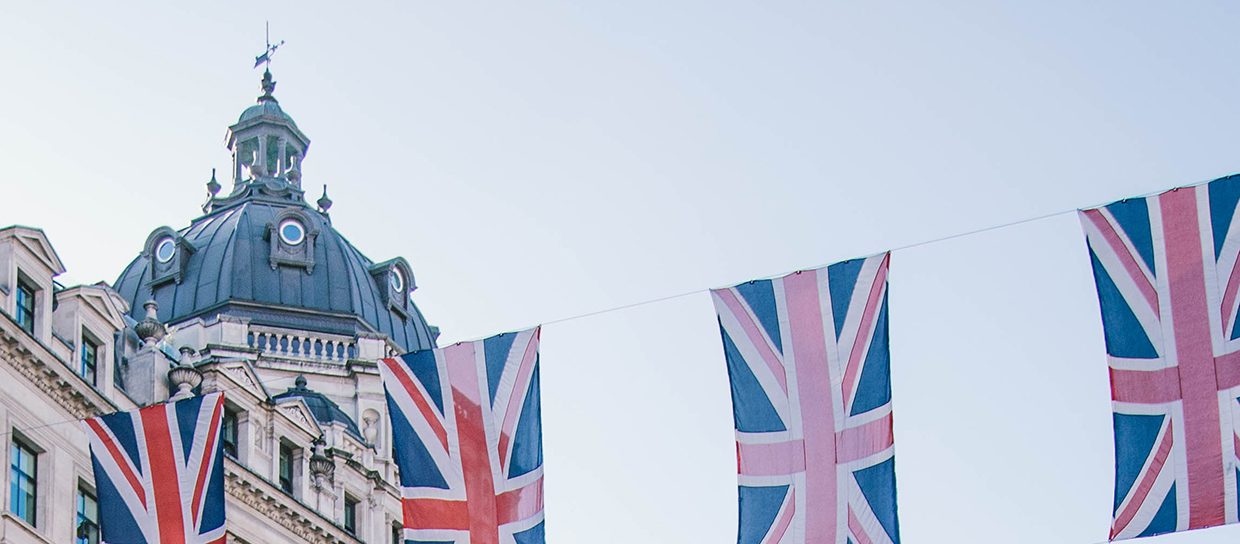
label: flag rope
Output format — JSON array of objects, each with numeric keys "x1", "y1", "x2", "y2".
[
  {"x1": 538, "y1": 205, "x2": 1078, "y2": 328},
  {"x1": 505, "y1": 178, "x2": 1185, "y2": 335}
]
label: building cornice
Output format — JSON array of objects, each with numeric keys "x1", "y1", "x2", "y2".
[
  {"x1": 0, "y1": 312, "x2": 115, "y2": 419},
  {"x1": 224, "y1": 458, "x2": 360, "y2": 544}
]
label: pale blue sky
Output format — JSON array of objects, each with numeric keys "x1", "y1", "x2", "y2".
[{"x1": 4, "y1": 2, "x2": 1240, "y2": 542}]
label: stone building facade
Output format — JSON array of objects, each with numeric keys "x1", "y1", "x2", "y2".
[{"x1": 0, "y1": 70, "x2": 437, "y2": 544}]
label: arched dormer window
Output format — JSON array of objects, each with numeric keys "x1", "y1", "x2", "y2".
[
  {"x1": 143, "y1": 227, "x2": 195, "y2": 286},
  {"x1": 369, "y1": 258, "x2": 415, "y2": 319},
  {"x1": 266, "y1": 209, "x2": 318, "y2": 273}
]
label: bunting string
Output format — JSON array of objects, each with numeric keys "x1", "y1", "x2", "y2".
[{"x1": 520, "y1": 178, "x2": 1189, "y2": 334}]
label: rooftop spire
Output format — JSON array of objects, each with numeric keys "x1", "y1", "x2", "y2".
[
  {"x1": 254, "y1": 22, "x2": 284, "y2": 103},
  {"x1": 253, "y1": 21, "x2": 285, "y2": 71},
  {"x1": 221, "y1": 24, "x2": 310, "y2": 198}
]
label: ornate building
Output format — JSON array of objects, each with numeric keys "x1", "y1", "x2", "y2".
[{"x1": 0, "y1": 69, "x2": 436, "y2": 544}]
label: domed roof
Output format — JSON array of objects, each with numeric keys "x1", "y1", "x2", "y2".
[
  {"x1": 112, "y1": 198, "x2": 436, "y2": 353},
  {"x1": 238, "y1": 100, "x2": 298, "y2": 127},
  {"x1": 273, "y1": 376, "x2": 362, "y2": 438}
]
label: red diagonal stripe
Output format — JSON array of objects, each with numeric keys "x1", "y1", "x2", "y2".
[
  {"x1": 498, "y1": 333, "x2": 540, "y2": 473},
  {"x1": 1083, "y1": 209, "x2": 1160, "y2": 315},
  {"x1": 842, "y1": 254, "x2": 889, "y2": 413},
  {"x1": 191, "y1": 394, "x2": 225, "y2": 528},
  {"x1": 383, "y1": 358, "x2": 449, "y2": 453},
  {"x1": 1235, "y1": 433, "x2": 1240, "y2": 466},
  {"x1": 1112, "y1": 420, "x2": 1174, "y2": 538},
  {"x1": 84, "y1": 418, "x2": 147, "y2": 509},
  {"x1": 762, "y1": 490, "x2": 795, "y2": 544},
  {"x1": 715, "y1": 288, "x2": 788, "y2": 394},
  {"x1": 1219, "y1": 251, "x2": 1240, "y2": 334},
  {"x1": 848, "y1": 506, "x2": 875, "y2": 544}
]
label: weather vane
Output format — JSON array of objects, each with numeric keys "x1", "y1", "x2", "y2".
[{"x1": 254, "y1": 21, "x2": 285, "y2": 70}]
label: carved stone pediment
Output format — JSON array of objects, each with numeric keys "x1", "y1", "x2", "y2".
[
  {"x1": 80, "y1": 288, "x2": 128, "y2": 327},
  {"x1": 6, "y1": 227, "x2": 66, "y2": 275},
  {"x1": 200, "y1": 359, "x2": 267, "y2": 402},
  {"x1": 274, "y1": 397, "x2": 320, "y2": 436}
]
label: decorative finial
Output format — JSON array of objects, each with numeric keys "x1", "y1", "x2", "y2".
[
  {"x1": 317, "y1": 185, "x2": 333, "y2": 212},
  {"x1": 295, "y1": 374, "x2": 308, "y2": 389},
  {"x1": 206, "y1": 168, "x2": 221, "y2": 196},
  {"x1": 259, "y1": 69, "x2": 278, "y2": 103},
  {"x1": 168, "y1": 346, "x2": 203, "y2": 401},
  {"x1": 134, "y1": 300, "x2": 166, "y2": 347}
]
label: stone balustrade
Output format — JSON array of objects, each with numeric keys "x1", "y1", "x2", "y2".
[{"x1": 247, "y1": 326, "x2": 357, "y2": 362}]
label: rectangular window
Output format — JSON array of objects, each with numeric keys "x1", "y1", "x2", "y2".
[
  {"x1": 76, "y1": 486, "x2": 98, "y2": 544},
  {"x1": 15, "y1": 281, "x2": 35, "y2": 334},
  {"x1": 9, "y1": 438, "x2": 37, "y2": 526},
  {"x1": 80, "y1": 333, "x2": 99, "y2": 385},
  {"x1": 392, "y1": 522, "x2": 403, "y2": 544},
  {"x1": 344, "y1": 496, "x2": 358, "y2": 534},
  {"x1": 278, "y1": 443, "x2": 294, "y2": 493},
  {"x1": 221, "y1": 409, "x2": 238, "y2": 458},
  {"x1": 113, "y1": 330, "x2": 124, "y2": 390}
]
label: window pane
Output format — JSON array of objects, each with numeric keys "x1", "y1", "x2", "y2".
[
  {"x1": 279, "y1": 445, "x2": 293, "y2": 493},
  {"x1": 8, "y1": 478, "x2": 18, "y2": 517},
  {"x1": 222, "y1": 410, "x2": 238, "y2": 457},
  {"x1": 344, "y1": 497, "x2": 357, "y2": 533},
  {"x1": 9, "y1": 440, "x2": 36, "y2": 526},
  {"x1": 77, "y1": 487, "x2": 98, "y2": 544},
  {"x1": 15, "y1": 284, "x2": 34, "y2": 333},
  {"x1": 80, "y1": 336, "x2": 98, "y2": 385}
]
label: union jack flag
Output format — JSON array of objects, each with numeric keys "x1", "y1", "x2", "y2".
[
  {"x1": 711, "y1": 253, "x2": 899, "y2": 544},
  {"x1": 1081, "y1": 176, "x2": 1240, "y2": 540},
  {"x1": 380, "y1": 327, "x2": 544, "y2": 544},
  {"x1": 82, "y1": 393, "x2": 227, "y2": 544}
]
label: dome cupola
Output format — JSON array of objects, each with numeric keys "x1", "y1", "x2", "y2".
[{"x1": 226, "y1": 70, "x2": 310, "y2": 191}]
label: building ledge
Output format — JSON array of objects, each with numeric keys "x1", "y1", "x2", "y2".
[
  {"x1": 0, "y1": 512, "x2": 52, "y2": 544},
  {"x1": 225, "y1": 457, "x2": 360, "y2": 544},
  {"x1": 0, "y1": 311, "x2": 115, "y2": 419}
]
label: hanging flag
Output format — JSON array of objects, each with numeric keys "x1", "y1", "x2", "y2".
[
  {"x1": 1081, "y1": 176, "x2": 1240, "y2": 540},
  {"x1": 711, "y1": 253, "x2": 899, "y2": 544},
  {"x1": 380, "y1": 327, "x2": 544, "y2": 544},
  {"x1": 82, "y1": 392, "x2": 227, "y2": 544}
]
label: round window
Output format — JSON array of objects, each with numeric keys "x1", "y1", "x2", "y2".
[
  {"x1": 279, "y1": 219, "x2": 305, "y2": 246},
  {"x1": 390, "y1": 268, "x2": 404, "y2": 292},
  {"x1": 155, "y1": 238, "x2": 176, "y2": 263}
]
